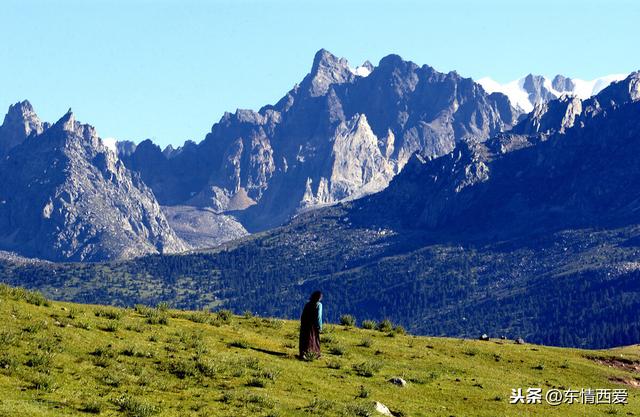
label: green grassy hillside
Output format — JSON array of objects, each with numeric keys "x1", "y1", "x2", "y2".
[{"x1": 0, "y1": 284, "x2": 638, "y2": 417}]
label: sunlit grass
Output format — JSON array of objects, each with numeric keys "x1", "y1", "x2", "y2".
[{"x1": 0, "y1": 284, "x2": 638, "y2": 416}]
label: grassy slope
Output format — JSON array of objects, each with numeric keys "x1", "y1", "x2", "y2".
[{"x1": 0, "y1": 285, "x2": 638, "y2": 417}]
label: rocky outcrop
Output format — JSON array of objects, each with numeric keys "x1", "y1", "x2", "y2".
[
  {"x1": 0, "y1": 106, "x2": 188, "y2": 261},
  {"x1": 303, "y1": 49, "x2": 355, "y2": 97},
  {"x1": 582, "y1": 71, "x2": 640, "y2": 119},
  {"x1": 301, "y1": 114, "x2": 396, "y2": 207},
  {"x1": 161, "y1": 205, "x2": 248, "y2": 249},
  {"x1": 551, "y1": 74, "x2": 575, "y2": 92},
  {"x1": 0, "y1": 100, "x2": 46, "y2": 155},
  {"x1": 514, "y1": 95, "x2": 583, "y2": 135},
  {"x1": 115, "y1": 140, "x2": 137, "y2": 158},
  {"x1": 522, "y1": 74, "x2": 557, "y2": 107}
]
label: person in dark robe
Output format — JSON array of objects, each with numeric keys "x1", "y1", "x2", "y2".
[{"x1": 299, "y1": 290, "x2": 323, "y2": 358}]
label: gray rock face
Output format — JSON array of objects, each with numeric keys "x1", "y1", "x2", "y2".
[
  {"x1": 122, "y1": 49, "x2": 520, "y2": 231},
  {"x1": 0, "y1": 106, "x2": 188, "y2": 261},
  {"x1": 301, "y1": 114, "x2": 396, "y2": 207},
  {"x1": 304, "y1": 49, "x2": 355, "y2": 97},
  {"x1": 161, "y1": 205, "x2": 248, "y2": 249},
  {"x1": 522, "y1": 74, "x2": 557, "y2": 107},
  {"x1": 551, "y1": 74, "x2": 575, "y2": 92},
  {"x1": 162, "y1": 144, "x2": 178, "y2": 158},
  {"x1": 0, "y1": 100, "x2": 46, "y2": 155},
  {"x1": 514, "y1": 95, "x2": 583, "y2": 135},
  {"x1": 115, "y1": 140, "x2": 137, "y2": 158}
]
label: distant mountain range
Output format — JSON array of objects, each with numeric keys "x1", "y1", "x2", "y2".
[
  {"x1": 478, "y1": 73, "x2": 626, "y2": 112},
  {"x1": 117, "y1": 49, "x2": 519, "y2": 232},
  {"x1": 115, "y1": 51, "x2": 626, "y2": 237},
  {"x1": 0, "y1": 49, "x2": 630, "y2": 261}
]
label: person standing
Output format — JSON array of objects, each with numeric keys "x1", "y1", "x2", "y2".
[{"x1": 299, "y1": 291, "x2": 323, "y2": 359}]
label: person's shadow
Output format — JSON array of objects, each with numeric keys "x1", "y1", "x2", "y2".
[{"x1": 250, "y1": 346, "x2": 289, "y2": 357}]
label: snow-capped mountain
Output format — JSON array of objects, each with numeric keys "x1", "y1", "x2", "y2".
[{"x1": 478, "y1": 74, "x2": 627, "y2": 112}]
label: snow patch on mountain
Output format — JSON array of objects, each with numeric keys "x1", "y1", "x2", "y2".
[
  {"x1": 478, "y1": 77, "x2": 534, "y2": 112},
  {"x1": 102, "y1": 137, "x2": 118, "y2": 154},
  {"x1": 350, "y1": 66, "x2": 371, "y2": 77},
  {"x1": 349, "y1": 61, "x2": 373, "y2": 77},
  {"x1": 570, "y1": 74, "x2": 627, "y2": 98}
]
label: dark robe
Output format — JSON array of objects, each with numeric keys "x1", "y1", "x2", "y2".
[{"x1": 299, "y1": 301, "x2": 321, "y2": 358}]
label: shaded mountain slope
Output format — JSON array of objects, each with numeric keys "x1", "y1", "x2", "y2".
[{"x1": 355, "y1": 72, "x2": 640, "y2": 236}]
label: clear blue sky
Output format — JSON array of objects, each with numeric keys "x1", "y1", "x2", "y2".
[{"x1": 1, "y1": 0, "x2": 638, "y2": 147}]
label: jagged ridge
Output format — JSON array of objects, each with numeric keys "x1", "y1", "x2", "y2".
[
  {"x1": 0, "y1": 103, "x2": 188, "y2": 261},
  {"x1": 120, "y1": 49, "x2": 520, "y2": 231}
]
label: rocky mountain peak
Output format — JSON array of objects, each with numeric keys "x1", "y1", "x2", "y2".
[
  {"x1": 52, "y1": 108, "x2": 80, "y2": 134},
  {"x1": 374, "y1": 54, "x2": 422, "y2": 80},
  {"x1": 523, "y1": 73, "x2": 543, "y2": 86},
  {"x1": 162, "y1": 144, "x2": 176, "y2": 158},
  {"x1": 364, "y1": 74, "x2": 640, "y2": 232},
  {"x1": 0, "y1": 109, "x2": 188, "y2": 261},
  {"x1": 552, "y1": 74, "x2": 575, "y2": 92},
  {"x1": 116, "y1": 140, "x2": 138, "y2": 158},
  {"x1": 361, "y1": 60, "x2": 374, "y2": 72},
  {"x1": 603, "y1": 71, "x2": 640, "y2": 102},
  {"x1": 628, "y1": 71, "x2": 640, "y2": 98},
  {"x1": 3, "y1": 100, "x2": 37, "y2": 125},
  {"x1": 311, "y1": 48, "x2": 341, "y2": 70},
  {"x1": 514, "y1": 95, "x2": 583, "y2": 135},
  {"x1": 378, "y1": 54, "x2": 406, "y2": 68},
  {"x1": 47, "y1": 108, "x2": 100, "y2": 148},
  {"x1": 400, "y1": 152, "x2": 428, "y2": 175},
  {"x1": 0, "y1": 100, "x2": 45, "y2": 153},
  {"x1": 304, "y1": 49, "x2": 354, "y2": 97},
  {"x1": 579, "y1": 71, "x2": 640, "y2": 120},
  {"x1": 523, "y1": 74, "x2": 556, "y2": 106},
  {"x1": 509, "y1": 71, "x2": 640, "y2": 136}
]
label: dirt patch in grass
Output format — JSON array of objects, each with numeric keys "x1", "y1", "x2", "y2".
[
  {"x1": 588, "y1": 356, "x2": 640, "y2": 373},
  {"x1": 588, "y1": 355, "x2": 640, "y2": 387},
  {"x1": 609, "y1": 375, "x2": 640, "y2": 387}
]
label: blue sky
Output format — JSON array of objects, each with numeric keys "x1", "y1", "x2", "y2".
[{"x1": 1, "y1": 0, "x2": 638, "y2": 147}]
